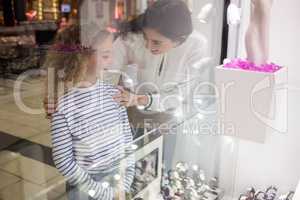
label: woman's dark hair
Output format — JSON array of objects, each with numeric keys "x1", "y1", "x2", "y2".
[{"x1": 120, "y1": 0, "x2": 193, "y2": 43}]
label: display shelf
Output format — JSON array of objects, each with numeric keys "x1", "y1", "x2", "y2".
[{"x1": 215, "y1": 65, "x2": 288, "y2": 143}]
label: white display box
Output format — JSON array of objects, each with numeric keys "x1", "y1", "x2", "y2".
[
  {"x1": 215, "y1": 65, "x2": 288, "y2": 143},
  {"x1": 133, "y1": 133, "x2": 163, "y2": 200}
]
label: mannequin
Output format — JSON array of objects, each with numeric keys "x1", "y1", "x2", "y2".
[{"x1": 245, "y1": 0, "x2": 273, "y2": 65}]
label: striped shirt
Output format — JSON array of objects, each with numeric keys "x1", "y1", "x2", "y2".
[{"x1": 51, "y1": 80, "x2": 135, "y2": 200}]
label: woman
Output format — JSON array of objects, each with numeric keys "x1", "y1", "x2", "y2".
[
  {"x1": 112, "y1": 0, "x2": 208, "y2": 113},
  {"x1": 111, "y1": 0, "x2": 209, "y2": 170}
]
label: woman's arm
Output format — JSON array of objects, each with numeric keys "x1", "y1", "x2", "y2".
[{"x1": 51, "y1": 112, "x2": 115, "y2": 200}]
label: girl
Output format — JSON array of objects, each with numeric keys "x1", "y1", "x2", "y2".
[{"x1": 46, "y1": 24, "x2": 134, "y2": 200}]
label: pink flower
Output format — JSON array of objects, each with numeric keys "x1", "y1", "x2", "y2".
[{"x1": 223, "y1": 59, "x2": 282, "y2": 73}]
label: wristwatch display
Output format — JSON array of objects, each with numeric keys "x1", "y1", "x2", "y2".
[{"x1": 238, "y1": 186, "x2": 294, "y2": 200}]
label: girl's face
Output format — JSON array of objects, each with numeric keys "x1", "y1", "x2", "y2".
[
  {"x1": 89, "y1": 35, "x2": 113, "y2": 73},
  {"x1": 143, "y1": 28, "x2": 178, "y2": 55}
]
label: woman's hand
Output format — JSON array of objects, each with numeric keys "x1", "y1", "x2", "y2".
[
  {"x1": 43, "y1": 97, "x2": 57, "y2": 119},
  {"x1": 114, "y1": 189, "x2": 120, "y2": 200},
  {"x1": 114, "y1": 187, "x2": 128, "y2": 200},
  {"x1": 113, "y1": 86, "x2": 149, "y2": 108}
]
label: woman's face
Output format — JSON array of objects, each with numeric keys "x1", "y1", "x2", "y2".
[{"x1": 143, "y1": 28, "x2": 178, "y2": 55}]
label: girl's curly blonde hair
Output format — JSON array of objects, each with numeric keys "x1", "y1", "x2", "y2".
[{"x1": 44, "y1": 24, "x2": 110, "y2": 95}]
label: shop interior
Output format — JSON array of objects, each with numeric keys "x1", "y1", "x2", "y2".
[{"x1": 0, "y1": 0, "x2": 299, "y2": 200}]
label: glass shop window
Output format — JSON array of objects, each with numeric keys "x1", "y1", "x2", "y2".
[{"x1": 0, "y1": 0, "x2": 231, "y2": 200}]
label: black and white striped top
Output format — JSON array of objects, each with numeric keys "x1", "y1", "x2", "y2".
[{"x1": 51, "y1": 80, "x2": 135, "y2": 200}]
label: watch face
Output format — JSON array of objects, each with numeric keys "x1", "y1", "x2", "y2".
[
  {"x1": 161, "y1": 162, "x2": 225, "y2": 200},
  {"x1": 239, "y1": 186, "x2": 295, "y2": 200}
]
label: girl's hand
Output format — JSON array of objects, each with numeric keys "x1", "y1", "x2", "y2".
[{"x1": 113, "y1": 86, "x2": 149, "y2": 108}]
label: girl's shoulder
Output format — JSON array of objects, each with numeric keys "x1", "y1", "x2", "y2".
[
  {"x1": 55, "y1": 80, "x2": 101, "y2": 112},
  {"x1": 54, "y1": 81, "x2": 119, "y2": 114},
  {"x1": 100, "y1": 81, "x2": 119, "y2": 96},
  {"x1": 54, "y1": 89, "x2": 79, "y2": 113}
]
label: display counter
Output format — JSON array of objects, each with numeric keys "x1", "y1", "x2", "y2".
[{"x1": 48, "y1": 80, "x2": 294, "y2": 200}]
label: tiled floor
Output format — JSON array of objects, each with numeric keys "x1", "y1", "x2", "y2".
[
  {"x1": 0, "y1": 170, "x2": 20, "y2": 189},
  {"x1": 0, "y1": 151, "x2": 21, "y2": 165},
  {"x1": 0, "y1": 76, "x2": 66, "y2": 200},
  {"x1": 0, "y1": 180, "x2": 62, "y2": 200},
  {"x1": 27, "y1": 134, "x2": 52, "y2": 147},
  {"x1": 0, "y1": 156, "x2": 60, "y2": 185}
]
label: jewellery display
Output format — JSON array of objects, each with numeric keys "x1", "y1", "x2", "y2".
[
  {"x1": 130, "y1": 149, "x2": 159, "y2": 197},
  {"x1": 278, "y1": 192, "x2": 295, "y2": 200},
  {"x1": 161, "y1": 162, "x2": 224, "y2": 200},
  {"x1": 239, "y1": 186, "x2": 294, "y2": 200}
]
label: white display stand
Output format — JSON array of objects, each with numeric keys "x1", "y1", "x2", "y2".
[
  {"x1": 215, "y1": 65, "x2": 287, "y2": 143},
  {"x1": 133, "y1": 135, "x2": 163, "y2": 200}
]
